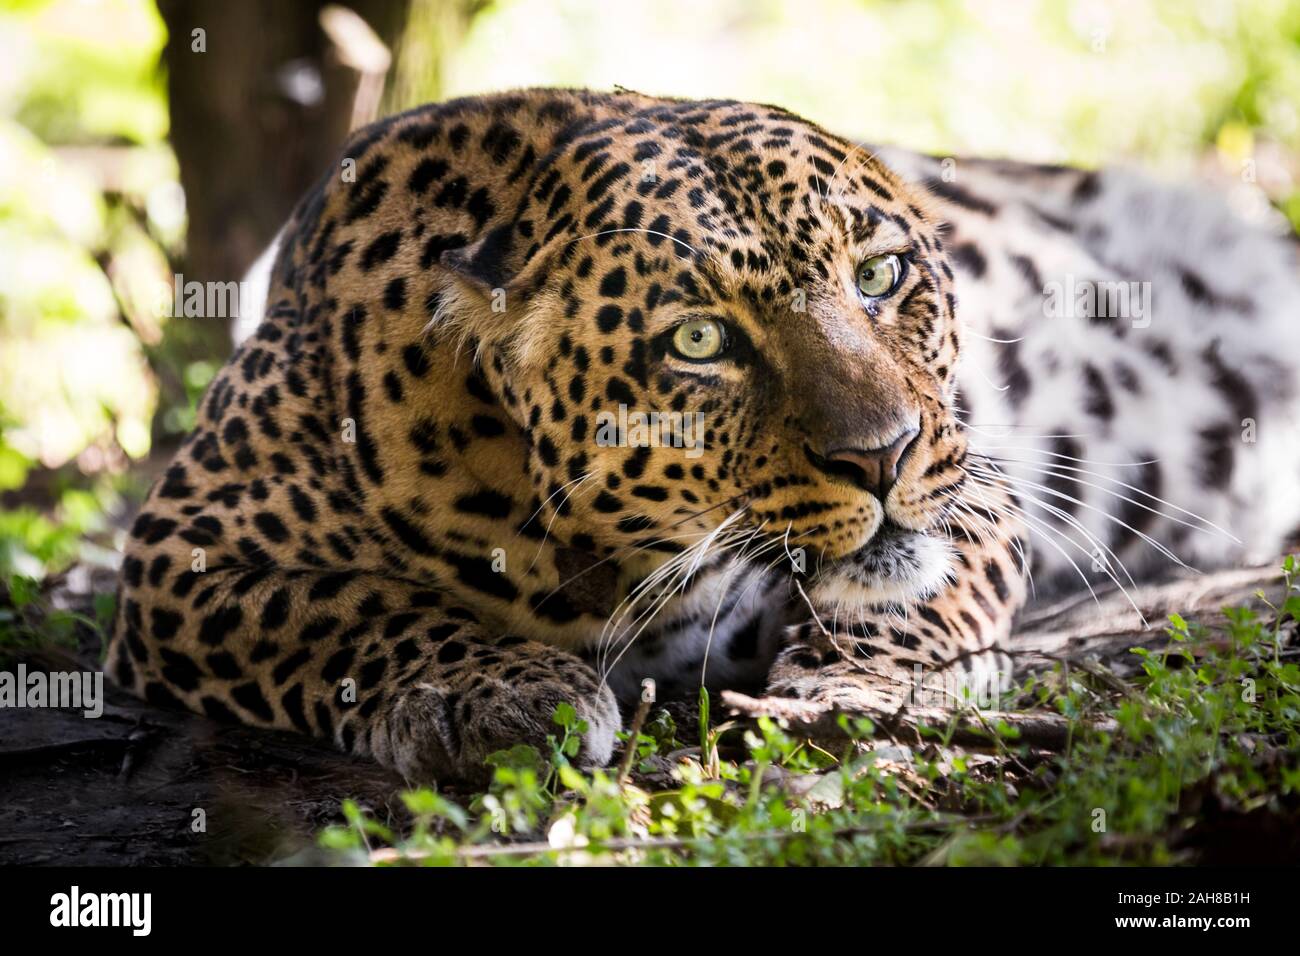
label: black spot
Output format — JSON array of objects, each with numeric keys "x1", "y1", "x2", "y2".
[
  {"x1": 140, "y1": 517, "x2": 178, "y2": 545},
  {"x1": 384, "y1": 612, "x2": 420, "y2": 639},
  {"x1": 231, "y1": 682, "x2": 275, "y2": 722},
  {"x1": 150, "y1": 607, "x2": 182, "y2": 641},
  {"x1": 950, "y1": 243, "x2": 986, "y2": 278},
  {"x1": 1009, "y1": 254, "x2": 1042, "y2": 293},
  {"x1": 159, "y1": 648, "x2": 202, "y2": 691},
  {"x1": 360, "y1": 230, "x2": 402, "y2": 271},
  {"x1": 308, "y1": 572, "x2": 353, "y2": 601},
  {"x1": 923, "y1": 177, "x2": 998, "y2": 215},
  {"x1": 1073, "y1": 172, "x2": 1101, "y2": 203},
  {"x1": 465, "y1": 187, "x2": 495, "y2": 228},
  {"x1": 471, "y1": 414, "x2": 505, "y2": 438},
  {"x1": 447, "y1": 552, "x2": 518, "y2": 601},
  {"x1": 205, "y1": 652, "x2": 243, "y2": 680},
  {"x1": 402, "y1": 343, "x2": 432, "y2": 377},
  {"x1": 1197, "y1": 423, "x2": 1236, "y2": 490},
  {"x1": 272, "y1": 648, "x2": 312, "y2": 686},
  {"x1": 122, "y1": 556, "x2": 144, "y2": 588},
  {"x1": 726, "y1": 618, "x2": 762, "y2": 660},
  {"x1": 384, "y1": 277, "x2": 407, "y2": 311},
  {"x1": 454, "y1": 489, "x2": 514, "y2": 518},
  {"x1": 254, "y1": 511, "x2": 290, "y2": 544},
  {"x1": 481, "y1": 121, "x2": 522, "y2": 164},
  {"x1": 200, "y1": 696, "x2": 238, "y2": 723},
  {"x1": 321, "y1": 647, "x2": 356, "y2": 685},
  {"x1": 146, "y1": 554, "x2": 173, "y2": 588},
  {"x1": 984, "y1": 560, "x2": 1010, "y2": 603},
  {"x1": 198, "y1": 605, "x2": 243, "y2": 646},
  {"x1": 1082, "y1": 363, "x2": 1115, "y2": 420},
  {"x1": 289, "y1": 485, "x2": 318, "y2": 522},
  {"x1": 438, "y1": 641, "x2": 466, "y2": 664},
  {"x1": 408, "y1": 157, "x2": 449, "y2": 194},
  {"x1": 537, "y1": 435, "x2": 559, "y2": 467},
  {"x1": 595, "y1": 305, "x2": 623, "y2": 333},
  {"x1": 261, "y1": 588, "x2": 290, "y2": 630},
  {"x1": 381, "y1": 506, "x2": 439, "y2": 555},
  {"x1": 599, "y1": 267, "x2": 627, "y2": 297},
  {"x1": 359, "y1": 657, "x2": 388, "y2": 690}
]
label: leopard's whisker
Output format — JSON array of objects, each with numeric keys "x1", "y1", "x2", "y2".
[
  {"x1": 958, "y1": 420, "x2": 1095, "y2": 442},
  {"x1": 525, "y1": 471, "x2": 598, "y2": 572},
  {"x1": 597, "y1": 529, "x2": 725, "y2": 672},
  {"x1": 730, "y1": 523, "x2": 813, "y2": 609},
  {"x1": 698, "y1": 523, "x2": 788, "y2": 686},
  {"x1": 962, "y1": 329, "x2": 1026, "y2": 344},
  {"x1": 598, "y1": 508, "x2": 750, "y2": 658},
  {"x1": 827, "y1": 138, "x2": 879, "y2": 204},
  {"x1": 970, "y1": 451, "x2": 1239, "y2": 542},
  {"x1": 941, "y1": 493, "x2": 1037, "y2": 601},
  {"x1": 981, "y1": 456, "x2": 1224, "y2": 541},
  {"x1": 563, "y1": 227, "x2": 699, "y2": 258},
  {"x1": 968, "y1": 463, "x2": 1191, "y2": 574},
  {"x1": 969, "y1": 462, "x2": 1143, "y2": 589},
  {"x1": 967, "y1": 472, "x2": 1146, "y2": 619},
  {"x1": 966, "y1": 442, "x2": 1156, "y2": 466},
  {"x1": 600, "y1": 508, "x2": 754, "y2": 680},
  {"x1": 942, "y1": 490, "x2": 1000, "y2": 554},
  {"x1": 539, "y1": 490, "x2": 756, "y2": 617},
  {"x1": 962, "y1": 482, "x2": 1109, "y2": 610}
]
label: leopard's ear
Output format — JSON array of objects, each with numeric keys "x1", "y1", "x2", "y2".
[
  {"x1": 437, "y1": 224, "x2": 516, "y2": 296},
  {"x1": 437, "y1": 222, "x2": 557, "y2": 299},
  {"x1": 431, "y1": 223, "x2": 563, "y2": 364}
]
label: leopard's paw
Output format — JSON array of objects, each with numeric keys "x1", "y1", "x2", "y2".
[
  {"x1": 764, "y1": 642, "x2": 911, "y2": 713},
  {"x1": 384, "y1": 666, "x2": 620, "y2": 783}
]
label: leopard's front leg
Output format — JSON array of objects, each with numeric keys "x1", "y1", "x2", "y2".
[
  {"x1": 767, "y1": 494, "x2": 1029, "y2": 712},
  {"x1": 109, "y1": 564, "x2": 620, "y2": 783}
]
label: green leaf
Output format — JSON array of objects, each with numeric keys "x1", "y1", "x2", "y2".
[
  {"x1": 7, "y1": 575, "x2": 39, "y2": 609},
  {"x1": 552, "y1": 701, "x2": 577, "y2": 728}
]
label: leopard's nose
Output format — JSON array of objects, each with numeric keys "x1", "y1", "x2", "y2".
[{"x1": 815, "y1": 428, "x2": 919, "y2": 502}]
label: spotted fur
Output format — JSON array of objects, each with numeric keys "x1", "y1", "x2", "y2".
[{"x1": 109, "y1": 90, "x2": 1300, "y2": 781}]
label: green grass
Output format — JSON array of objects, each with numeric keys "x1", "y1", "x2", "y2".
[{"x1": 318, "y1": 557, "x2": 1300, "y2": 867}]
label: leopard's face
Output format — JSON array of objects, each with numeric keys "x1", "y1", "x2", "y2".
[{"x1": 445, "y1": 103, "x2": 967, "y2": 606}]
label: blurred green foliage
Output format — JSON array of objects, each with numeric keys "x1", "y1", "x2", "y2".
[
  {"x1": 0, "y1": 0, "x2": 174, "y2": 577},
  {"x1": 1, "y1": 0, "x2": 1299, "y2": 582}
]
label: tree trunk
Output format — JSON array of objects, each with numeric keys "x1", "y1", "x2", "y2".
[{"x1": 158, "y1": 0, "x2": 412, "y2": 292}]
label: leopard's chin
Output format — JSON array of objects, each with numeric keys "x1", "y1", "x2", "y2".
[{"x1": 810, "y1": 522, "x2": 955, "y2": 608}]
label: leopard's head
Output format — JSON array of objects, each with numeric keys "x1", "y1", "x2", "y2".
[{"x1": 438, "y1": 96, "x2": 967, "y2": 608}]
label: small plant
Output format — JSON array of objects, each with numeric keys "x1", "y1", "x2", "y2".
[{"x1": 0, "y1": 571, "x2": 114, "y2": 662}]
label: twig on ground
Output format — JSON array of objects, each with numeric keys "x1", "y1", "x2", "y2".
[
  {"x1": 720, "y1": 690, "x2": 1116, "y2": 751},
  {"x1": 617, "y1": 678, "x2": 656, "y2": 785}
]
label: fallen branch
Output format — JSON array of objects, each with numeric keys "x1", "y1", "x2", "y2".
[{"x1": 720, "y1": 690, "x2": 1116, "y2": 751}]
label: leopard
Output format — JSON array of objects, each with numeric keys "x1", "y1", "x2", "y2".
[{"x1": 108, "y1": 88, "x2": 1300, "y2": 782}]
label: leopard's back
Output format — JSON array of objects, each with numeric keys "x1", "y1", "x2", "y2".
[{"x1": 877, "y1": 146, "x2": 1300, "y2": 595}]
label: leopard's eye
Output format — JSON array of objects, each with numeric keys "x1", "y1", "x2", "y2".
[
  {"x1": 856, "y1": 253, "x2": 905, "y2": 300},
  {"x1": 671, "y1": 318, "x2": 727, "y2": 361}
]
